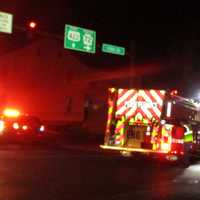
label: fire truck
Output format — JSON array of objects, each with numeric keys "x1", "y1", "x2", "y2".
[{"x1": 100, "y1": 88, "x2": 200, "y2": 163}]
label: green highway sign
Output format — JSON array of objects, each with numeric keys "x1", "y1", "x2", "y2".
[
  {"x1": 64, "y1": 24, "x2": 96, "y2": 53},
  {"x1": 102, "y1": 43, "x2": 125, "y2": 56},
  {"x1": 0, "y1": 11, "x2": 13, "y2": 34}
]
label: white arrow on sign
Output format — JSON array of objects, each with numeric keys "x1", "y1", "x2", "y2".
[
  {"x1": 84, "y1": 46, "x2": 92, "y2": 51},
  {"x1": 72, "y1": 43, "x2": 76, "y2": 48}
]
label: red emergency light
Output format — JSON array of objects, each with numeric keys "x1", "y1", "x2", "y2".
[{"x1": 3, "y1": 108, "x2": 20, "y2": 118}]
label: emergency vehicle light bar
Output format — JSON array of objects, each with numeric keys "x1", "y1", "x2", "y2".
[{"x1": 3, "y1": 108, "x2": 20, "y2": 118}]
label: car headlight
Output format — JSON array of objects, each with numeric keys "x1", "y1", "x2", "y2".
[
  {"x1": 13, "y1": 122, "x2": 20, "y2": 130},
  {"x1": 0, "y1": 120, "x2": 5, "y2": 134}
]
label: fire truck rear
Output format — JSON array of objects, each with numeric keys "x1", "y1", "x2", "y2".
[{"x1": 100, "y1": 88, "x2": 200, "y2": 163}]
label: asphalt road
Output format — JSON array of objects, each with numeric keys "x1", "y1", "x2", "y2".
[{"x1": 0, "y1": 145, "x2": 200, "y2": 200}]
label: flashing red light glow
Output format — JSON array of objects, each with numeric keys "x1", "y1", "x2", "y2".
[
  {"x1": 3, "y1": 108, "x2": 20, "y2": 118},
  {"x1": 13, "y1": 122, "x2": 19, "y2": 130},
  {"x1": 29, "y1": 21, "x2": 37, "y2": 29}
]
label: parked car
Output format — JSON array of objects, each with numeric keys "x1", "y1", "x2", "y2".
[{"x1": 0, "y1": 109, "x2": 45, "y2": 136}]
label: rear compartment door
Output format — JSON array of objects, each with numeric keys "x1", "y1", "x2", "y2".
[{"x1": 125, "y1": 125, "x2": 146, "y2": 148}]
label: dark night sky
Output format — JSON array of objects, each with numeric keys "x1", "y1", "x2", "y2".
[
  {"x1": 1, "y1": 1, "x2": 200, "y2": 97},
  {"x1": 1, "y1": 1, "x2": 200, "y2": 45},
  {"x1": 1, "y1": 1, "x2": 200, "y2": 55}
]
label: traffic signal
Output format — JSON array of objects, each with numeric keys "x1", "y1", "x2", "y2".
[
  {"x1": 28, "y1": 21, "x2": 37, "y2": 29},
  {"x1": 26, "y1": 21, "x2": 38, "y2": 40}
]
